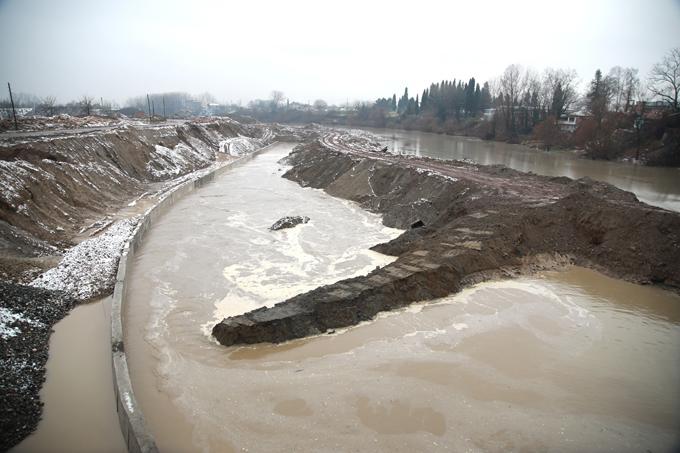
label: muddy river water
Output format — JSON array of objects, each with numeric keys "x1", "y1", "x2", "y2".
[{"x1": 122, "y1": 143, "x2": 680, "y2": 452}]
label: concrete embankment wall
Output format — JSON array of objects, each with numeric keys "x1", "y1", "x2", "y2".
[{"x1": 110, "y1": 143, "x2": 277, "y2": 453}]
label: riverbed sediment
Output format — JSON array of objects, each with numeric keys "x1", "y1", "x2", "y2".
[{"x1": 212, "y1": 132, "x2": 680, "y2": 346}]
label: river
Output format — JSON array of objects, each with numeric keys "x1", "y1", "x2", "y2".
[
  {"x1": 124, "y1": 143, "x2": 680, "y2": 452},
  {"x1": 355, "y1": 127, "x2": 680, "y2": 212}
]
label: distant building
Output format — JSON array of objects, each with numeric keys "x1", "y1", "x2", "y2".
[
  {"x1": 288, "y1": 102, "x2": 313, "y2": 112},
  {"x1": 557, "y1": 111, "x2": 588, "y2": 133},
  {"x1": 185, "y1": 99, "x2": 203, "y2": 115},
  {"x1": 207, "y1": 103, "x2": 230, "y2": 116},
  {"x1": 635, "y1": 100, "x2": 671, "y2": 119},
  {"x1": 482, "y1": 108, "x2": 496, "y2": 120}
]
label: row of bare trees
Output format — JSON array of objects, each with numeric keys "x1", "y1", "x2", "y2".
[
  {"x1": 648, "y1": 47, "x2": 680, "y2": 111},
  {"x1": 492, "y1": 64, "x2": 649, "y2": 136},
  {"x1": 495, "y1": 47, "x2": 679, "y2": 124},
  {"x1": 0, "y1": 94, "x2": 111, "y2": 117},
  {"x1": 493, "y1": 65, "x2": 581, "y2": 136}
]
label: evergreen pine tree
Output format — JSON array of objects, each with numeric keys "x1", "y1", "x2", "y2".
[
  {"x1": 473, "y1": 83, "x2": 481, "y2": 116},
  {"x1": 481, "y1": 82, "x2": 492, "y2": 110}
]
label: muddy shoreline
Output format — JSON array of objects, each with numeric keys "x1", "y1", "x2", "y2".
[
  {"x1": 213, "y1": 133, "x2": 680, "y2": 346},
  {"x1": 0, "y1": 282, "x2": 74, "y2": 451}
]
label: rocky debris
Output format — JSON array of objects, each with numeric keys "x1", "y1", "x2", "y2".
[
  {"x1": 0, "y1": 282, "x2": 75, "y2": 451},
  {"x1": 269, "y1": 216, "x2": 310, "y2": 231},
  {"x1": 212, "y1": 135, "x2": 680, "y2": 347}
]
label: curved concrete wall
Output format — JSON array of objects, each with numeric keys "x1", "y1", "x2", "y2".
[{"x1": 110, "y1": 144, "x2": 278, "y2": 452}]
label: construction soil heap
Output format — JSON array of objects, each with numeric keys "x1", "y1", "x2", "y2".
[{"x1": 213, "y1": 131, "x2": 680, "y2": 346}]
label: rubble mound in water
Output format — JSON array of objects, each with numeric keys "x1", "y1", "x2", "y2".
[
  {"x1": 212, "y1": 136, "x2": 680, "y2": 347},
  {"x1": 269, "y1": 216, "x2": 310, "y2": 231}
]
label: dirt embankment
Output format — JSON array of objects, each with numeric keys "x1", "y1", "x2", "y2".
[
  {"x1": 212, "y1": 134, "x2": 680, "y2": 346},
  {"x1": 0, "y1": 117, "x2": 277, "y2": 451},
  {"x1": 0, "y1": 119, "x2": 273, "y2": 284}
]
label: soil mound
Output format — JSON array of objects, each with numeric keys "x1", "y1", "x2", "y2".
[{"x1": 213, "y1": 135, "x2": 680, "y2": 346}]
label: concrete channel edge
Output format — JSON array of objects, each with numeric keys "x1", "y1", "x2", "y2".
[{"x1": 110, "y1": 143, "x2": 278, "y2": 453}]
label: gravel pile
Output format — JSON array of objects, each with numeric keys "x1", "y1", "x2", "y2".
[{"x1": 0, "y1": 281, "x2": 75, "y2": 451}]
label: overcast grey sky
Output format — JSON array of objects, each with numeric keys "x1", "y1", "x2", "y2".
[{"x1": 1, "y1": 0, "x2": 679, "y2": 105}]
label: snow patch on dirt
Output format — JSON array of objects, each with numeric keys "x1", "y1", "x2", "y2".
[
  {"x1": 219, "y1": 135, "x2": 268, "y2": 156},
  {"x1": 30, "y1": 218, "x2": 138, "y2": 300},
  {"x1": 0, "y1": 307, "x2": 44, "y2": 339}
]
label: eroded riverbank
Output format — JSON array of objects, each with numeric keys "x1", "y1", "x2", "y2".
[
  {"x1": 124, "y1": 142, "x2": 680, "y2": 452},
  {"x1": 213, "y1": 133, "x2": 680, "y2": 346},
  {"x1": 125, "y1": 143, "x2": 402, "y2": 451},
  {"x1": 0, "y1": 117, "x2": 277, "y2": 449}
]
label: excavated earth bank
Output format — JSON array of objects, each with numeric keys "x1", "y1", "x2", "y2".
[
  {"x1": 213, "y1": 135, "x2": 680, "y2": 346},
  {"x1": 0, "y1": 118, "x2": 279, "y2": 450}
]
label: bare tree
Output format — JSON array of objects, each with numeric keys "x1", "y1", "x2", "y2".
[
  {"x1": 607, "y1": 67, "x2": 640, "y2": 112},
  {"x1": 607, "y1": 66, "x2": 625, "y2": 112},
  {"x1": 622, "y1": 68, "x2": 640, "y2": 112},
  {"x1": 541, "y1": 68, "x2": 579, "y2": 119},
  {"x1": 11, "y1": 92, "x2": 41, "y2": 108},
  {"x1": 80, "y1": 95, "x2": 94, "y2": 116},
  {"x1": 40, "y1": 96, "x2": 57, "y2": 116},
  {"x1": 521, "y1": 69, "x2": 541, "y2": 130},
  {"x1": 498, "y1": 64, "x2": 527, "y2": 135},
  {"x1": 270, "y1": 90, "x2": 285, "y2": 113},
  {"x1": 648, "y1": 47, "x2": 680, "y2": 111}
]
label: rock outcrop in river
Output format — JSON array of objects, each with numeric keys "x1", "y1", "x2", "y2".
[
  {"x1": 212, "y1": 132, "x2": 680, "y2": 346},
  {"x1": 269, "y1": 216, "x2": 310, "y2": 231}
]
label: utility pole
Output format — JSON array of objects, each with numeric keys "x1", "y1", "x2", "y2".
[
  {"x1": 162, "y1": 96, "x2": 166, "y2": 118},
  {"x1": 147, "y1": 94, "x2": 152, "y2": 122},
  {"x1": 7, "y1": 82, "x2": 18, "y2": 130},
  {"x1": 151, "y1": 100, "x2": 155, "y2": 118}
]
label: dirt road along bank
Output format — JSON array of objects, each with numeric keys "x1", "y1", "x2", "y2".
[{"x1": 212, "y1": 132, "x2": 680, "y2": 346}]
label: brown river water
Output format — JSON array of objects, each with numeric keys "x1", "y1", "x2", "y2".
[
  {"x1": 122, "y1": 144, "x2": 680, "y2": 452},
  {"x1": 14, "y1": 139, "x2": 680, "y2": 452}
]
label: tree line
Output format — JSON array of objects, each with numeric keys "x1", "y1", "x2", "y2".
[{"x1": 360, "y1": 47, "x2": 679, "y2": 137}]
